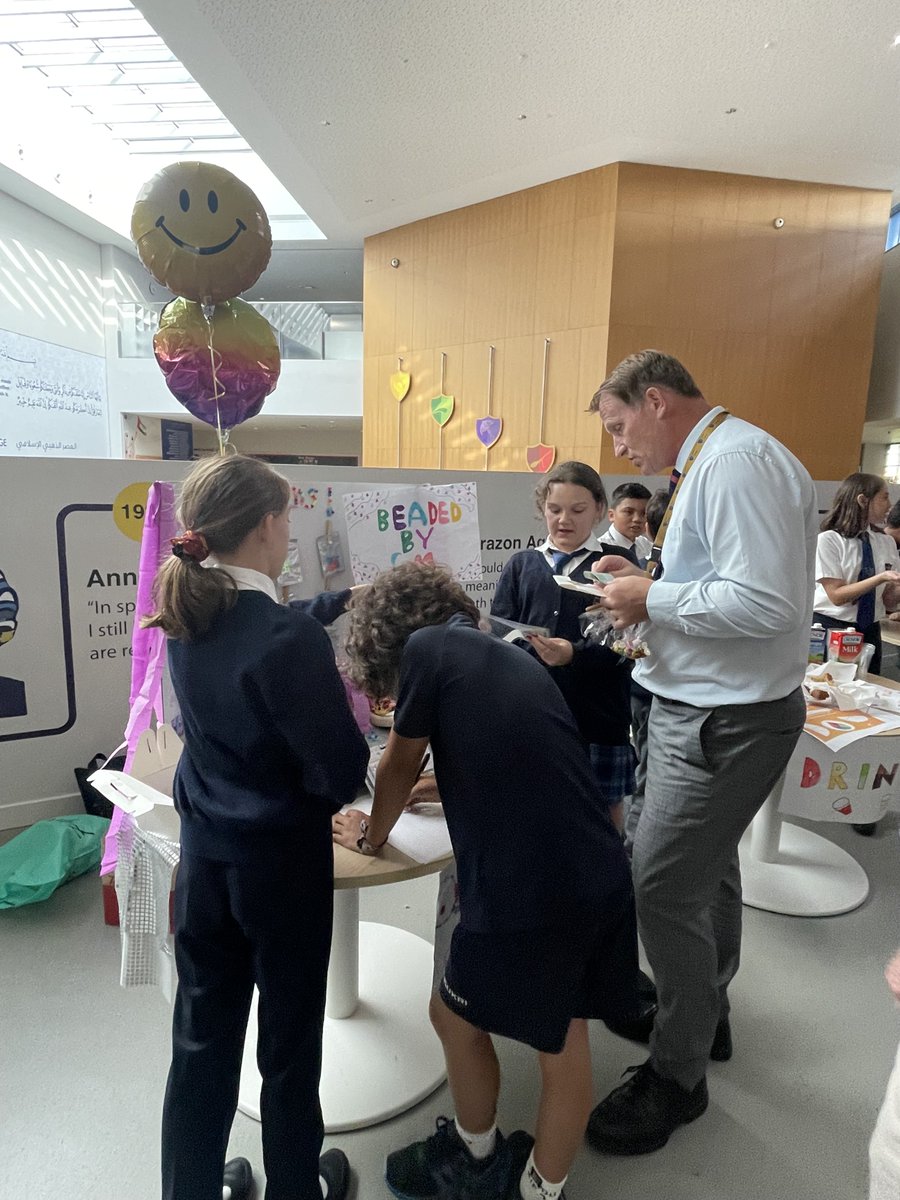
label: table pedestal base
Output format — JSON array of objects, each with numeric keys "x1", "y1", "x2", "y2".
[
  {"x1": 238, "y1": 921, "x2": 446, "y2": 1132},
  {"x1": 740, "y1": 809, "x2": 869, "y2": 917}
]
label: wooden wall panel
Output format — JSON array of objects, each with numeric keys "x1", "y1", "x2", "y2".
[
  {"x1": 364, "y1": 163, "x2": 618, "y2": 474},
  {"x1": 364, "y1": 161, "x2": 890, "y2": 481},
  {"x1": 605, "y1": 163, "x2": 890, "y2": 478}
]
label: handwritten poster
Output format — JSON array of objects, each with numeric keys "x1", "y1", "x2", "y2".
[
  {"x1": 0, "y1": 327, "x2": 108, "y2": 458},
  {"x1": 777, "y1": 732, "x2": 900, "y2": 824},
  {"x1": 342, "y1": 482, "x2": 482, "y2": 583}
]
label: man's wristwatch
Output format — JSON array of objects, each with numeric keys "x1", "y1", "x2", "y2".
[{"x1": 356, "y1": 818, "x2": 384, "y2": 856}]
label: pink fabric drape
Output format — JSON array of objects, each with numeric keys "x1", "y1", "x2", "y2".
[{"x1": 101, "y1": 482, "x2": 177, "y2": 874}]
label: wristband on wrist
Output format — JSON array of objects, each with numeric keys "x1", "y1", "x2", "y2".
[{"x1": 356, "y1": 817, "x2": 384, "y2": 856}]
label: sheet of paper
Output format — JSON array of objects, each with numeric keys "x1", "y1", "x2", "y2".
[
  {"x1": 553, "y1": 574, "x2": 604, "y2": 597},
  {"x1": 88, "y1": 768, "x2": 176, "y2": 816},
  {"x1": 344, "y1": 794, "x2": 452, "y2": 865},
  {"x1": 487, "y1": 615, "x2": 550, "y2": 641}
]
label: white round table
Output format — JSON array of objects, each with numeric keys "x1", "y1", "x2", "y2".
[
  {"x1": 739, "y1": 777, "x2": 869, "y2": 917},
  {"x1": 237, "y1": 841, "x2": 454, "y2": 1132}
]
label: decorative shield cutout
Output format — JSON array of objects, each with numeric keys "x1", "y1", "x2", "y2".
[
  {"x1": 525, "y1": 443, "x2": 556, "y2": 474},
  {"x1": 430, "y1": 393, "x2": 455, "y2": 427},
  {"x1": 475, "y1": 415, "x2": 502, "y2": 449},
  {"x1": 390, "y1": 370, "x2": 411, "y2": 402}
]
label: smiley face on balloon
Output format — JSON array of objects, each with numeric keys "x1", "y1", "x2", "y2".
[{"x1": 131, "y1": 161, "x2": 272, "y2": 305}]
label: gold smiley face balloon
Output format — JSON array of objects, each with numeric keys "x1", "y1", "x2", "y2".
[{"x1": 131, "y1": 162, "x2": 272, "y2": 305}]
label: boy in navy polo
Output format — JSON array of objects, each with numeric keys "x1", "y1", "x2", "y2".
[{"x1": 333, "y1": 563, "x2": 639, "y2": 1200}]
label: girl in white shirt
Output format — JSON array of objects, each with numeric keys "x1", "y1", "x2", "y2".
[{"x1": 813, "y1": 472, "x2": 900, "y2": 676}]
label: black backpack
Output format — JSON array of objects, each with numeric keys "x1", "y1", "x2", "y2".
[{"x1": 74, "y1": 751, "x2": 127, "y2": 820}]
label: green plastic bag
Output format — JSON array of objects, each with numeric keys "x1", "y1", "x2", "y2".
[{"x1": 0, "y1": 814, "x2": 110, "y2": 910}]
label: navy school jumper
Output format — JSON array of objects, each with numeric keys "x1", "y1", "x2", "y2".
[
  {"x1": 491, "y1": 547, "x2": 632, "y2": 749},
  {"x1": 161, "y1": 588, "x2": 368, "y2": 1200}
]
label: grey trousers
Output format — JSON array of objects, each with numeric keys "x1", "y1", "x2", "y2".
[
  {"x1": 624, "y1": 687, "x2": 652, "y2": 851},
  {"x1": 633, "y1": 688, "x2": 805, "y2": 1089}
]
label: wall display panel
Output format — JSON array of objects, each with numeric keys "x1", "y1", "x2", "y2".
[
  {"x1": 1, "y1": 458, "x2": 841, "y2": 829},
  {"x1": 0, "y1": 328, "x2": 108, "y2": 458}
]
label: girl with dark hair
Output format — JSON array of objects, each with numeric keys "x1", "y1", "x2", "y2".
[
  {"x1": 334, "y1": 562, "x2": 640, "y2": 1200},
  {"x1": 813, "y1": 472, "x2": 900, "y2": 677},
  {"x1": 146, "y1": 453, "x2": 368, "y2": 1200},
  {"x1": 491, "y1": 460, "x2": 635, "y2": 830}
]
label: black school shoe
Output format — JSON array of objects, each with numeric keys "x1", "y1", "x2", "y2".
[
  {"x1": 586, "y1": 1061, "x2": 708, "y2": 1155},
  {"x1": 385, "y1": 1117, "x2": 512, "y2": 1200},
  {"x1": 319, "y1": 1149, "x2": 351, "y2": 1200},
  {"x1": 222, "y1": 1157, "x2": 254, "y2": 1200},
  {"x1": 603, "y1": 969, "x2": 658, "y2": 1044},
  {"x1": 709, "y1": 1017, "x2": 732, "y2": 1062}
]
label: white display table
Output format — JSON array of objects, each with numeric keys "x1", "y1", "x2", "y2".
[
  {"x1": 739, "y1": 673, "x2": 899, "y2": 917},
  {"x1": 237, "y1": 840, "x2": 453, "y2": 1133},
  {"x1": 738, "y1": 779, "x2": 870, "y2": 917}
]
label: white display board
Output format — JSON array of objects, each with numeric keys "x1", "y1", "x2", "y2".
[{"x1": 0, "y1": 328, "x2": 108, "y2": 458}]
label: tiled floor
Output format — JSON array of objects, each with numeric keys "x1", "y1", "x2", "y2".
[{"x1": 1, "y1": 815, "x2": 897, "y2": 1200}]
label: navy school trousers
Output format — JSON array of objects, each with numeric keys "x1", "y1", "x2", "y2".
[{"x1": 161, "y1": 818, "x2": 334, "y2": 1200}]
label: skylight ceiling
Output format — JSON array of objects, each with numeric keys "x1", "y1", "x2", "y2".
[{"x1": 0, "y1": 0, "x2": 323, "y2": 241}]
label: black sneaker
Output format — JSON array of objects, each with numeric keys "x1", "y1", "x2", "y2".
[
  {"x1": 319, "y1": 1148, "x2": 350, "y2": 1200},
  {"x1": 433, "y1": 1136, "x2": 511, "y2": 1199},
  {"x1": 385, "y1": 1117, "x2": 509, "y2": 1200},
  {"x1": 586, "y1": 1061, "x2": 708, "y2": 1155}
]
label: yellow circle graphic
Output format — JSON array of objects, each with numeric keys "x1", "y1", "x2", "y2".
[{"x1": 113, "y1": 482, "x2": 153, "y2": 543}]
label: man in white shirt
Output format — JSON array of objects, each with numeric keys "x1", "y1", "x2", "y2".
[{"x1": 585, "y1": 350, "x2": 818, "y2": 1156}]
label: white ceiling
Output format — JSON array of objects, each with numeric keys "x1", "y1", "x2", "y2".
[
  {"x1": 0, "y1": 0, "x2": 323, "y2": 241},
  {"x1": 136, "y1": 0, "x2": 900, "y2": 245}
]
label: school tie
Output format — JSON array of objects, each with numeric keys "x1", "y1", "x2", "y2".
[
  {"x1": 856, "y1": 533, "x2": 877, "y2": 630},
  {"x1": 550, "y1": 548, "x2": 589, "y2": 574}
]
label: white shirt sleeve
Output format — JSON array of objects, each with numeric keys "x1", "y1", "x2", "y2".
[
  {"x1": 815, "y1": 529, "x2": 855, "y2": 583},
  {"x1": 646, "y1": 448, "x2": 813, "y2": 639}
]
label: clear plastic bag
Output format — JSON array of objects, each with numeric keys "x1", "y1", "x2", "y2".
[{"x1": 578, "y1": 609, "x2": 650, "y2": 660}]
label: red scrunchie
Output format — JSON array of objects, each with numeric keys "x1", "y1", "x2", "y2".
[{"x1": 171, "y1": 530, "x2": 209, "y2": 563}]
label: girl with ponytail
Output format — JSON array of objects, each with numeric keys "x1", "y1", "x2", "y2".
[{"x1": 151, "y1": 453, "x2": 367, "y2": 1200}]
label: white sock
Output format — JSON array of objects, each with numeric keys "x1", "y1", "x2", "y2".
[
  {"x1": 454, "y1": 1117, "x2": 497, "y2": 1160},
  {"x1": 222, "y1": 1189, "x2": 232, "y2": 1200},
  {"x1": 519, "y1": 1150, "x2": 567, "y2": 1200},
  {"x1": 319, "y1": 1173, "x2": 328, "y2": 1198}
]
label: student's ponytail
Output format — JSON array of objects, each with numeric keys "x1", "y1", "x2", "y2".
[{"x1": 143, "y1": 454, "x2": 291, "y2": 641}]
